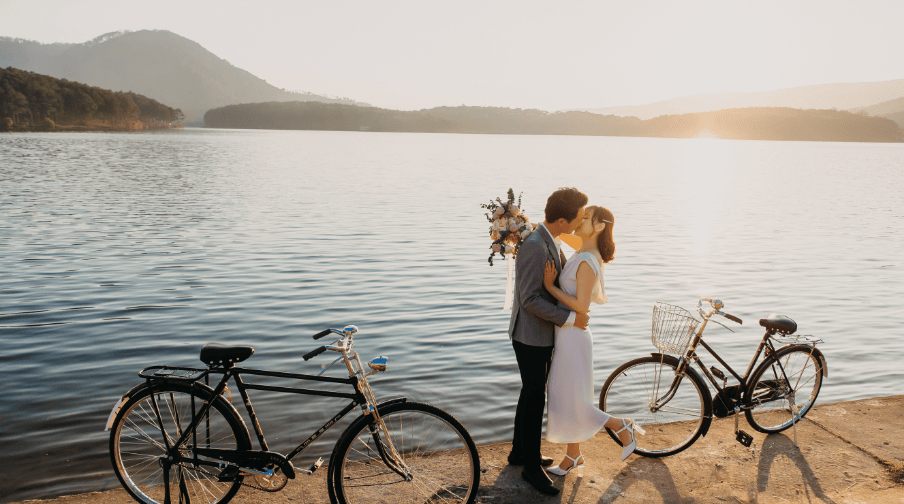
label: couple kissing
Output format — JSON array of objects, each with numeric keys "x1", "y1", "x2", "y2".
[{"x1": 507, "y1": 187, "x2": 642, "y2": 496}]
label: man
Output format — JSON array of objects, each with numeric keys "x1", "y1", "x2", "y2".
[{"x1": 507, "y1": 187, "x2": 589, "y2": 496}]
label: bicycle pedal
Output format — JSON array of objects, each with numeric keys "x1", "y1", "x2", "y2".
[
  {"x1": 217, "y1": 465, "x2": 240, "y2": 482},
  {"x1": 736, "y1": 430, "x2": 753, "y2": 448},
  {"x1": 295, "y1": 457, "x2": 324, "y2": 475}
]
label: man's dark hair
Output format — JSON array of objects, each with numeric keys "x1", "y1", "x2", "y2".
[{"x1": 544, "y1": 187, "x2": 588, "y2": 223}]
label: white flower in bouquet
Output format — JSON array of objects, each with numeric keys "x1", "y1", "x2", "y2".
[{"x1": 481, "y1": 188, "x2": 529, "y2": 266}]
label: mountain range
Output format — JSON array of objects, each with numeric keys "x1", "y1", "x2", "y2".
[
  {"x1": 2, "y1": 29, "x2": 903, "y2": 129},
  {"x1": 0, "y1": 30, "x2": 365, "y2": 124},
  {"x1": 579, "y1": 80, "x2": 904, "y2": 127}
]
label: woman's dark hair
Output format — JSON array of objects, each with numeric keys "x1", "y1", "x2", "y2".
[
  {"x1": 544, "y1": 187, "x2": 588, "y2": 223},
  {"x1": 587, "y1": 205, "x2": 615, "y2": 263}
]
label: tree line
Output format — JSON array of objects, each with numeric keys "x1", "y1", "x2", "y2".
[
  {"x1": 1, "y1": 67, "x2": 184, "y2": 130},
  {"x1": 204, "y1": 102, "x2": 903, "y2": 143}
]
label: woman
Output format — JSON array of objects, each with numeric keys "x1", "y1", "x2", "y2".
[{"x1": 542, "y1": 205, "x2": 643, "y2": 475}]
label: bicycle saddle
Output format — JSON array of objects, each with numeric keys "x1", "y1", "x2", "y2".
[
  {"x1": 200, "y1": 342, "x2": 254, "y2": 366},
  {"x1": 759, "y1": 314, "x2": 797, "y2": 335}
]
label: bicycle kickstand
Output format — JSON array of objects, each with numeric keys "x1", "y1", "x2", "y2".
[
  {"x1": 734, "y1": 407, "x2": 753, "y2": 448},
  {"x1": 789, "y1": 398, "x2": 799, "y2": 447}
]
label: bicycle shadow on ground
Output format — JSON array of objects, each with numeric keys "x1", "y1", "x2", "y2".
[
  {"x1": 594, "y1": 457, "x2": 693, "y2": 504},
  {"x1": 756, "y1": 433, "x2": 836, "y2": 504}
]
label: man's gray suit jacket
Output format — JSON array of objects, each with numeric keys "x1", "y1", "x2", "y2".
[{"x1": 508, "y1": 228, "x2": 571, "y2": 347}]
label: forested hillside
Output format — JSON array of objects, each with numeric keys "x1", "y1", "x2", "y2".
[
  {"x1": 1, "y1": 67, "x2": 183, "y2": 131},
  {"x1": 205, "y1": 102, "x2": 903, "y2": 143}
]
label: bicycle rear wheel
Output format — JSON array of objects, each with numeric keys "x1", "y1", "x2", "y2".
[
  {"x1": 745, "y1": 345, "x2": 824, "y2": 433},
  {"x1": 332, "y1": 402, "x2": 480, "y2": 504},
  {"x1": 600, "y1": 355, "x2": 712, "y2": 457},
  {"x1": 109, "y1": 382, "x2": 251, "y2": 504}
]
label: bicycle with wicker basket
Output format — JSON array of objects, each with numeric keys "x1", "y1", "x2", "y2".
[{"x1": 599, "y1": 298, "x2": 828, "y2": 457}]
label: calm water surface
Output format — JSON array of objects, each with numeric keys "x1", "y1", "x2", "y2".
[{"x1": 1, "y1": 129, "x2": 902, "y2": 502}]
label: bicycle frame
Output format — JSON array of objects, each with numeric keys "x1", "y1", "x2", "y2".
[
  {"x1": 657, "y1": 308, "x2": 800, "y2": 417},
  {"x1": 137, "y1": 332, "x2": 410, "y2": 480},
  {"x1": 149, "y1": 366, "x2": 366, "y2": 464},
  {"x1": 681, "y1": 333, "x2": 778, "y2": 410}
]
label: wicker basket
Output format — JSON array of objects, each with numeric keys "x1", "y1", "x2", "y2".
[{"x1": 652, "y1": 302, "x2": 700, "y2": 354}]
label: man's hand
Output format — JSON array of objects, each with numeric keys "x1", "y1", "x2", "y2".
[{"x1": 575, "y1": 311, "x2": 590, "y2": 330}]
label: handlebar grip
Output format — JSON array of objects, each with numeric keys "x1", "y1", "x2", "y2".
[
  {"x1": 312, "y1": 329, "x2": 332, "y2": 340},
  {"x1": 724, "y1": 313, "x2": 742, "y2": 324},
  {"x1": 303, "y1": 346, "x2": 327, "y2": 361}
]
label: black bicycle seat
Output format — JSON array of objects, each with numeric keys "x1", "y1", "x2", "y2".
[
  {"x1": 200, "y1": 342, "x2": 254, "y2": 366},
  {"x1": 759, "y1": 314, "x2": 797, "y2": 335}
]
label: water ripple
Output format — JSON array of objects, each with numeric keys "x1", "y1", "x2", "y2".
[{"x1": 1, "y1": 130, "x2": 902, "y2": 502}]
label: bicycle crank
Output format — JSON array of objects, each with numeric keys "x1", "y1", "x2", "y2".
[{"x1": 247, "y1": 471, "x2": 288, "y2": 492}]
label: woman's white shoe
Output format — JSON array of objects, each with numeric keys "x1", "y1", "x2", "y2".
[
  {"x1": 615, "y1": 419, "x2": 645, "y2": 461},
  {"x1": 546, "y1": 453, "x2": 584, "y2": 476}
]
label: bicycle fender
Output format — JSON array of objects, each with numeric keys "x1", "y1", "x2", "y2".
[
  {"x1": 812, "y1": 347, "x2": 828, "y2": 377},
  {"x1": 649, "y1": 353, "x2": 715, "y2": 437},
  {"x1": 105, "y1": 382, "x2": 148, "y2": 431},
  {"x1": 104, "y1": 380, "x2": 246, "y2": 433}
]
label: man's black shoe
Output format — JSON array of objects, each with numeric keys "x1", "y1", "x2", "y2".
[
  {"x1": 521, "y1": 467, "x2": 560, "y2": 496},
  {"x1": 507, "y1": 452, "x2": 554, "y2": 467}
]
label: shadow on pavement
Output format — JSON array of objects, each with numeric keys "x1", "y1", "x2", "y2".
[{"x1": 756, "y1": 433, "x2": 836, "y2": 504}]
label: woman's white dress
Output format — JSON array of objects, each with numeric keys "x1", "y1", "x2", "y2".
[{"x1": 546, "y1": 252, "x2": 610, "y2": 443}]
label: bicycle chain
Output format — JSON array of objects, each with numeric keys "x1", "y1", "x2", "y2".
[{"x1": 189, "y1": 464, "x2": 288, "y2": 493}]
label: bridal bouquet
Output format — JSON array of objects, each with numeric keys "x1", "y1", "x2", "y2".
[{"x1": 481, "y1": 188, "x2": 532, "y2": 266}]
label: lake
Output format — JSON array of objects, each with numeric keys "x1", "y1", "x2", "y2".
[{"x1": 1, "y1": 129, "x2": 902, "y2": 502}]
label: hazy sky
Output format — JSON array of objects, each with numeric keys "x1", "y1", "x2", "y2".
[{"x1": 2, "y1": 0, "x2": 903, "y2": 110}]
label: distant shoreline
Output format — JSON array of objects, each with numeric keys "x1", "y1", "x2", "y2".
[
  {"x1": 204, "y1": 102, "x2": 904, "y2": 143},
  {"x1": 2, "y1": 120, "x2": 182, "y2": 133}
]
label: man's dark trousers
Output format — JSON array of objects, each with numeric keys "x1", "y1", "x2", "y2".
[{"x1": 511, "y1": 339, "x2": 553, "y2": 470}]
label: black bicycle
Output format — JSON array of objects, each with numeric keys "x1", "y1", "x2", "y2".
[
  {"x1": 599, "y1": 298, "x2": 828, "y2": 457},
  {"x1": 105, "y1": 325, "x2": 480, "y2": 504}
]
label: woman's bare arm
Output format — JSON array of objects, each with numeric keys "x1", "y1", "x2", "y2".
[{"x1": 543, "y1": 260, "x2": 594, "y2": 314}]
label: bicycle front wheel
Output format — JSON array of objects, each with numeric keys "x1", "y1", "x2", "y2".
[
  {"x1": 332, "y1": 401, "x2": 480, "y2": 504},
  {"x1": 745, "y1": 345, "x2": 824, "y2": 433},
  {"x1": 600, "y1": 355, "x2": 712, "y2": 457},
  {"x1": 110, "y1": 382, "x2": 251, "y2": 504}
]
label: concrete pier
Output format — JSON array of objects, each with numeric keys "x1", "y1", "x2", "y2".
[{"x1": 15, "y1": 395, "x2": 904, "y2": 504}]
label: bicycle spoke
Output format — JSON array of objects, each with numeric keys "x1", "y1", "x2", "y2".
[
  {"x1": 112, "y1": 387, "x2": 244, "y2": 504},
  {"x1": 746, "y1": 348, "x2": 822, "y2": 433},
  {"x1": 338, "y1": 404, "x2": 475, "y2": 504},
  {"x1": 602, "y1": 357, "x2": 706, "y2": 456}
]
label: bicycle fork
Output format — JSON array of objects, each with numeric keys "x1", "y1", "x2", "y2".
[{"x1": 347, "y1": 352, "x2": 412, "y2": 481}]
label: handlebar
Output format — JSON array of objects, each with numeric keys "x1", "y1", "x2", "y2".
[
  {"x1": 305, "y1": 325, "x2": 360, "y2": 360},
  {"x1": 697, "y1": 298, "x2": 743, "y2": 325},
  {"x1": 303, "y1": 346, "x2": 327, "y2": 361}
]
